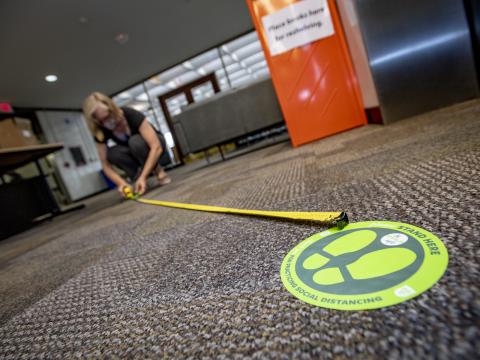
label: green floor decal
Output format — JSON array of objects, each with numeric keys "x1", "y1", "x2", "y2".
[{"x1": 280, "y1": 221, "x2": 448, "y2": 310}]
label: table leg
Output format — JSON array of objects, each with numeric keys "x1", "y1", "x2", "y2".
[{"x1": 34, "y1": 159, "x2": 60, "y2": 214}]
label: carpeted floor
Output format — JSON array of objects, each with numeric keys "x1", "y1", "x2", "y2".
[{"x1": 0, "y1": 100, "x2": 479, "y2": 358}]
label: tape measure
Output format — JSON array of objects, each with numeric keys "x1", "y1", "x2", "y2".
[{"x1": 122, "y1": 186, "x2": 348, "y2": 229}]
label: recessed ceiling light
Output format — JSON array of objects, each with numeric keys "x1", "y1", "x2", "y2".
[
  {"x1": 118, "y1": 92, "x2": 131, "y2": 99},
  {"x1": 136, "y1": 93, "x2": 148, "y2": 101},
  {"x1": 45, "y1": 74, "x2": 58, "y2": 82},
  {"x1": 183, "y1": 61, "x2": 194, "y2": 70},
  {"x1": 149, "y1": 76, "x2": 161, "y2": 85}
]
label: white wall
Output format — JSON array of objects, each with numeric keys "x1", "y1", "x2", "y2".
[{"x1": 37, "y1": 111, "x2": 107, "y2": 202}]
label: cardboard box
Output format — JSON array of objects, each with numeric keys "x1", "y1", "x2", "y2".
[
  {"x1": 0, "y1": 117, "x2": 39, "y2": 149},
  {"x1": 13, "y1": 117, "x2": 38, "y2": 146}
]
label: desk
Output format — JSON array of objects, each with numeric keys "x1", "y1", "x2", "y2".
[
  {"x1": 0, "y1": 143, "x2": 83, "y2": 240},
  {"x1": 0, "y1": 143, "x2": 64, "y2": 175}
]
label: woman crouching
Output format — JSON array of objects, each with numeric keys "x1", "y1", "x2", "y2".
[{"x1": 83, "y1": 92, "x2": 171, "y2": 197}]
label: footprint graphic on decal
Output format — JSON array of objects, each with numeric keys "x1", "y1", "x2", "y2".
[{"x1": 303, "y1": 230, "x2": 417, "y2": 285}]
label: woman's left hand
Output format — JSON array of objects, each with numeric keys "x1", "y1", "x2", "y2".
[{"x1": 135, "y1": 176, "x2": 147, "y2": 195}]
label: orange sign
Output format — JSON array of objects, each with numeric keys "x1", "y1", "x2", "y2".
[{"x1": 247, "y1": 0, "x2": 367, "y2": 146}]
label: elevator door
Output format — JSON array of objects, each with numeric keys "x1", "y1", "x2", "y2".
[{"x1": 354, "y1": 0, "x2": 479, "y2": 122}]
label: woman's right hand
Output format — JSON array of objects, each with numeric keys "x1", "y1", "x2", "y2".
[{"x1": 117, "y1": 183, "x2": 130, "y2": 198}]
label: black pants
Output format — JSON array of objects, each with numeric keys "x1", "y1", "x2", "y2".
[{"x1": 106, "y1": 132, "x2": 168, "y2": 181}]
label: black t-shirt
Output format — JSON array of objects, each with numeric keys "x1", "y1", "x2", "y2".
[{"x1": 94, "y1": 107, "x2": 145, "y2": 145}]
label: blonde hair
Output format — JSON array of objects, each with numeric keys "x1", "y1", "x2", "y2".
[{"x1": 82, "y1": 92, "x2": 123, "y2": 142}]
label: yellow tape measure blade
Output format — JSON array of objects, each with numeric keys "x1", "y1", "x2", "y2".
[{"x1": 136, "y1": 197, "x2": 348, "y2": 229}]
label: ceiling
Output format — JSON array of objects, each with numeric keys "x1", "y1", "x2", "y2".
[{"x1": 0, "y1": 0, "x2": 255, "y2": 109}]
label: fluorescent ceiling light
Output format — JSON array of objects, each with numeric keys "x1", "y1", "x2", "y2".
[
  {"x1": 224, "y1": 32, "x2": 258, "y2": 53},
  {"x1": 136, "y1": 93, "x2": 148, "y2": 101},
  {"x1": 148, "y1": 76, "x2": 161, "y2": 85},
  {"x1": 118, "y1": 92, "x2": 130, "y2": 99},
  {"x1": 183, "y1": 61, "x2": 194, "y2": 70},
  {"x1": 131, "y1": 103, "x2": 148, "y2": 111}
]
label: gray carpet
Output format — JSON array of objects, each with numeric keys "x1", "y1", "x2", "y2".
[{"x1": 0, "y1": 100, "x2": 479, "y2": 358}]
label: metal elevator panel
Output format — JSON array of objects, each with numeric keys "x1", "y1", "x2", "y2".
[{"x1": 354, "y1": 0, "x2": 479, "y2": 123}]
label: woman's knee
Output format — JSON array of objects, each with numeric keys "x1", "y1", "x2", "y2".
[{"x1": 129, "y1": 133, "x2": 165, "y2": 156}]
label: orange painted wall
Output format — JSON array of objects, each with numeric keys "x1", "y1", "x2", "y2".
[{"x1": 246, "y1": 0, "x2": 367, "y2": 147}]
